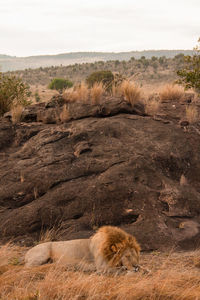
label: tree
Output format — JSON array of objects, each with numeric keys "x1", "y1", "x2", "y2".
[
  {"x1": 86, "y1": 70, "x2": 114, "y2": 90},
  {"x1": 0, "y1": 73, "x2": 30, "y2": 116},
  {"x1": 48, "y1": 78, "x2": 73, "y2": 91},
  {"x1": 177, "y1": 38, "x2": 200, "y2": 93}
]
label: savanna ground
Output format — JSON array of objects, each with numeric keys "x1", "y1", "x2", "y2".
[{"x1": 0, "y1": 243, "x2": 200, "y2": 300}]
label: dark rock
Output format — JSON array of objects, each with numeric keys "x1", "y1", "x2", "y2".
[{"x1": 0, "y1": 97, "x2": 200, "y2": 251}]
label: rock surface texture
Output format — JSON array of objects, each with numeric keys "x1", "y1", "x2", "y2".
[{"x1": 0, "y1": 96, "x2": 200, "y2": 250}]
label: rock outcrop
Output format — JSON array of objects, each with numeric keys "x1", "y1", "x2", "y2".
[{"x1": 0, "y1": 96, "x2": 200, "y2": 250}]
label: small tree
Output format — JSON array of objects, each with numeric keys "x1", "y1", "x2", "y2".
[
  {"x1": 48, "y1": 78, "x2": 73, "y2": 91},
  {"x1": 0, "y1": 73, "x2": 30, "y2": 116},
  {"x1": 177, "y1": 38, "x2": 200, "y2": 93},
  {"x1": 86, "y1": 70, "x2": 114, "y2": 90}
]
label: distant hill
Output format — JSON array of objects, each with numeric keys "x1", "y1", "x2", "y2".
[{"x1": 0, "y1": 50, "x2": 194, "y2": 72}]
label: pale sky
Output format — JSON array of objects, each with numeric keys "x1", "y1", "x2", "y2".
[{"x1": 0, "y1": 0, "x2": 199, "y2": 57}]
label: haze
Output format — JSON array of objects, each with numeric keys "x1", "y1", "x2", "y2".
[{"x1": 1, "y1": 0, "x2": 199, "y2": 57}]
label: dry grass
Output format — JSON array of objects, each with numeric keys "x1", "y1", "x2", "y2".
[
  {"x1": 75, "y1": 82, "x2": 90, "y2": 102},
  {"x1": 121, "y1": 81, "x2": 142, "y2": 106},
  {"x1": 159, "y1": 84, "x2": 185, "y2": 102},
  {"x1": 59, "y1": 104, "x2": 70, "y2": 123},
  {"x1": 11, "y1": 105, "x2": 23, "y2": 124},
  {"x1": 111, "y1": 83, "x2": 123, "y2": 97},
  {"x1": 30, "y1": 85, "x2": 59, "y2": 103},
  {"x1": 63, "y1": 82, "x2": 90, "y2": 103},
  {"x1": 180, "y1": 174, "x2": 188, "y2": 186},
  {"x1": 90, "y1": 82, "x2": 104, "y2": 104},
  {"x1": 144, "y1": 97, "x2": 160, "y2": 116},
  {"x1": 39, "y1": 227, "x2": 62, "y2": 244},
  {"x1": 0, "y1": 244, "x2": 200, "y2": 300},
  {"x1": 186, "y1": 105, "x2": 198, "y2": 124}
]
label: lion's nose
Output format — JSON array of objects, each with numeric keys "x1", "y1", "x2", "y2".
[{"x1": 133, "y1": 265, "x2": 140, "y2": 272}]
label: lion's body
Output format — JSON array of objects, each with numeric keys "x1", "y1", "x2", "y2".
[{"x1": 25, "y1": 226, "x2": 140, "y2": 273}]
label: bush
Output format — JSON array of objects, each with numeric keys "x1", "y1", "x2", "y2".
[
  {"x1": 177, "y1": 38, "x2": 200, "y2": 93},
  {"x1": 48, "y1": 78, "x2": 73, "y2": 91},
  {"x1": 86, "y1": 70, "x2": 114, "y2": 90},
  {"x1": 0, "y1": 73, "x2": 30, "y2": 116}
]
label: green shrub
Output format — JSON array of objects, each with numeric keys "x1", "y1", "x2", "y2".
[
  {"x1": 0, "y1": 73, "x2": 30, "y2": 116},
  {"x1": 177, "y1": 38, "x2": 200, "y2": 93},
  {"x1": 86, "y1": 70, "x2": 114, "y2": 90},
  {"x1": 48, "y1": 78, "x2": 73, "y2": 91}
]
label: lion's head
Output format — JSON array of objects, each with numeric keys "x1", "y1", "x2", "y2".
[{"x1": 95, "y1": 226, "x2": 141, "y2": 271}]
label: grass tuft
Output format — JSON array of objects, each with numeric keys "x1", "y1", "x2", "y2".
[
  {"x1": 90, "y1": 82, "x2": 104, "y2": 104},
  {"x1": 185, "y1": 105, "x2": 198, "y2": 124},
  {"x1": 121, "y1": 81, "x2": 142, "y2": 106},
  {"x1": 159, "y1": 84, "x2": 185, "y2": 102}
]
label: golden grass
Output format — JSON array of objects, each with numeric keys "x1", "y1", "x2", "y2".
[
  {"x1": 59, "y1": 104, "x2": 70, "y2": 123},
  {"x1": 111, "y1": 83, "x2": 123, "y2": 97},
  {"x1": 185, "y1": 105, "x2": 198, "y2": 124},
  {"x1": 63, "y1": 82, "x2": 89, "y2": 103},
  {"x1": 121, "y1": 80, "x2": 142, "y2": 106},
  {"x1": 75, "y1": 82, "x2": 90, "y2": 102},
  {"x1": 0, "y1": 244, "x2": 200, "y2": 300},
  {"x1": 144, "y1": 98, "x2": 160, "y2": 116},
  {"x1": 11, "y1": 105, "x2": 23, "y2": 124},
  {"x1": 90, "y1": 82, "x2": 104, "y2": 104},
  {"x1": 159, "y1": 84, "x2": 185, "y2": 102}
]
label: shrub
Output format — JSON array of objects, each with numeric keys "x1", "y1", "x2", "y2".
[
  {"x1": 159, "y1": 84, "x2": 185, "y2": 101},
  {"x1": 48, "y1": 78, "x2": 73, "y2": 91},
  {"x1": 177, "y1": 38, "x2": 200, "y2": 93},
  {"x1": 86, "y1": 70, "x2": 114, "y2": 90},
  {"x1": 0, "y1": 73, "x2": 30, "y2": 116},
  {"x1": 34, "y1": 91, "x2": 41, "y2": 103}
]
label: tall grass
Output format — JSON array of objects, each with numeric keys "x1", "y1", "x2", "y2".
[
  {"x1": 144, "y1": 98, "x2": 160, "y2": 116},
  {"x1": 11, "y1": 105, "x2": 23, "y2": 124},
  {"x1": 90, "y1": 82, "x2": 104, "y2": 104},
  {"x1": 186, "y1": 105, "x2": 198, "y2": 124},
  {"x1": 0, "y1": 244, "x2": 200, "y2": 300},
  {"x1": 159, "y1": 84, "x2": 185, "y2": 101},
  {"x1": 59, "y1": 104, "x2": 70, "y2": 123},
  {"x1": 121, "y1": 81, "x2": 142, "y2": 106}
]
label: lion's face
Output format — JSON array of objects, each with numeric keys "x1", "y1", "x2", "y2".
[{"x1": 117, "y1": 248, "x2": 140, "y2": 271}]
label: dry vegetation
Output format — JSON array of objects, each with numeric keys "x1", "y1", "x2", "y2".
[
  {"x1": 159, "y1": 84, "x2": 185, "y2": 102},
  {"x1": 90, "y1": 82, "x2": 104, "y2": 104},
  {"x1": 6, "y1": 53, "x2": 186, "y2": 87},
  {"x1": 120, "y1": 81, "x2": 142, "y2": 106},
  {"x1": 186, "y1": 105, "x2": 199, "y2": 124},
  {"x1": 0, "y1": 244, "x2": 200, "y2": 300},
  {"x1": 59, "y1": 104, "x2": 70, "y2": 123},
  {"x1": 11, "y1": 105, "x2": 24, "y2": 124}
]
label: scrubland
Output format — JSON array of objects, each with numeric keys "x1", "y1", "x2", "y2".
[{"x1": 0, "y1": 244, "x2": 200, "y2": 300}]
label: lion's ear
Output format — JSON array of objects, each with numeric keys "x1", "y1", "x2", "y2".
[{"x1": 110, "y1": 244, "x2": 117, "y2": 253}]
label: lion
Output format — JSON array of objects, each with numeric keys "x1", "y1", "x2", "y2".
[{"x1": 25, "y1": 226, "x2": 141, "y2": 274}]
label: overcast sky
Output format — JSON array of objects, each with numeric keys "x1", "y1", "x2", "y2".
[{"x1": 1, "y1": 0, "x2": 199, "y2": 57}]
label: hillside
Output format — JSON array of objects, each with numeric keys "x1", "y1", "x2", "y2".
[
  {"x1": 1, "y1": 50, "x2": 194, "y2": 72},
  {"x1": 6, "y1": 53, "x2": 188, "y2": 89}
]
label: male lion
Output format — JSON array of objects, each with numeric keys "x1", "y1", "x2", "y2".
[{"x1": 25, "y1": 226, "x2": 141, "y2": 274}]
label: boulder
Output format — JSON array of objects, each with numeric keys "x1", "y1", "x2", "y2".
[{"x1": 0, "y1": 97, "x2": 200, "y2": 250}]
